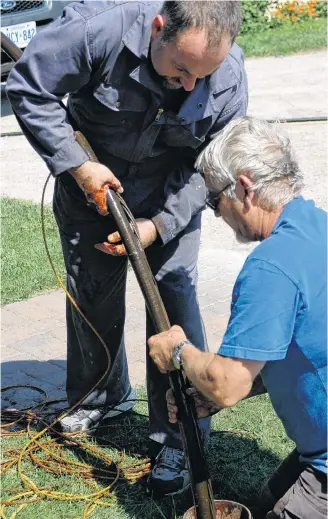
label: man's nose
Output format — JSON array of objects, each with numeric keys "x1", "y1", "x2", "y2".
[{"x1": 181, "y1": 75, "x2": 197, "y2": 91}]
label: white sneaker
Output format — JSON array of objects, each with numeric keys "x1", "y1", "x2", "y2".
[{"x1": 59, "y1": 387, "x2": 136, "y2": 433}]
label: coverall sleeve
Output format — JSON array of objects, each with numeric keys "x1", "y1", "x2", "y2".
[
  {"x1": 6, "y1": 5, "x2": 97, "y2": 175},
  {"x1": 151, "y1": 71, "x2": 248, "y2": 245}
]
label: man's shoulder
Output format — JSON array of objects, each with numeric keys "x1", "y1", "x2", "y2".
[
  {"x1": 268, "y1": 197, "x2": 326, "y2": 256},
  {"x1": 67, "y1": 1, "x2": 162, "y2": 60},
  {"x1": 71, "y1": 0, "x2": 159, "y2": 23},
  {"x1": 246, "y1": 198, "x2": 327, "y2": 287},
  {"x1": 209, "y1": 43, "x2": 246, "y2": 94},
  {"x1": 226, "y1": 43, "x2": 246, "y2": 79}
]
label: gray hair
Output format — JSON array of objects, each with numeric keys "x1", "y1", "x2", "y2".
[
  {"x1": 195, "y1": 116, "x2": 304, "y2": 210},
  {"x1": 160, "y1": 1, "x2": 242, "y2": 48}
]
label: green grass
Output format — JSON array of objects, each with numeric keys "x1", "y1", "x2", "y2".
[
  {"x1": 1, "y1": 197, "x2": 64, "y2": 304},
  {"x1": 238, "y1": 18, "x2": 327, "y2": 57},
  {"x1": 1, "y1": 388, "x2": 294, "y2": 519}
]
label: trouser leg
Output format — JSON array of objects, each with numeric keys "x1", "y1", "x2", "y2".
[
  {"x1": 260, "y1": 449, "x2": 304, "y2": 513},
  {"x1": 146, "y1": 213, "x2": 211, "y2": 449},
  {"x1": 265, "y1": 465, "x2": 327, "y2": 519},
  {"x1": 53, "y1": 178, "x2": 131, "y2": 407}
]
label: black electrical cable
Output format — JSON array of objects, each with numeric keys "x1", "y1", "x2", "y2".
[
  {"x1": 267, "y1": 116, "x2": 327, "y2": 124},
  {"x1": 1, "y1": 117, "x2": 327, "y2": 139},
  {"x1": 1, "y1": 131, "x2": 24, "y2": 137}
]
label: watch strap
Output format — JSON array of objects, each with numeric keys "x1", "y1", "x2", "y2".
[{"x1": 172, "y1": 340, "x2": 192, "y2": 370}]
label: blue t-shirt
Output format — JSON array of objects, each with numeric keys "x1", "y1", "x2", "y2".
[{"x1": 219, "y1": 197, "x2": 327, "y2": 473}]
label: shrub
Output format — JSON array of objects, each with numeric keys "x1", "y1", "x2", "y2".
[
  {"x1": 273, "y1": 1, "x2": 326, "y2": 22},
  {"x1": 240, "y1": 1, "x2": 273, "y2": 34},
  {"x1": 240, "y1": 0, "x2": 327, "y2": 34},
  {"x1": 313, "y1": 1, "x2": 328, "y2": 17}
]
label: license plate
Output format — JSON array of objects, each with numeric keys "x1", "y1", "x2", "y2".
[{"x1": 2, "y1": 21, "x2": 37, "y2": 49}]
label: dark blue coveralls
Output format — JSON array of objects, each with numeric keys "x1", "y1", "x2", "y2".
[{"x1": 6, "y1": 1, "x2": 248, "y2": 449}]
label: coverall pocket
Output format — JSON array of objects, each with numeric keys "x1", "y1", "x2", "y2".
[
  {"x1": 94, "y1": 82, "x2": 148, "y2": 113},
  {"x1": 160, "y1": 125, "x2": 205, "y2": 149}
]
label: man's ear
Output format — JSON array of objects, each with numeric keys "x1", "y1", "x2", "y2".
[
  {"x1": 151, "y1": 15, "x2": 166, "y2": 39},
  {"x1": 238, "y1": 174, "x2": 254, "y2": 210}
]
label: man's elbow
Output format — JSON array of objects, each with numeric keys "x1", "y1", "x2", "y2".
[
  {"x1": 6, "y1": 71, "x2": 19, "y2": 104},
  {"x1": 212, "y1": 382, "x2": 253, "y2": 409},
  {"x1": 215, "y1": 393, "x2": 241, "y2": 408}
]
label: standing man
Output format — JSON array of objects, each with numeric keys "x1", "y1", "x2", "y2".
[
  {"x1": 149, "y1": 116, "x2": 327, "y2": 517},
  {"x1": 6, "y1": 1, "x2": 247, "y2": 494}
]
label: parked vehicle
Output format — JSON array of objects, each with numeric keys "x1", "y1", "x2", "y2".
[{"x1": 1, "y1": 1, "x2": 74, "y2": 79}]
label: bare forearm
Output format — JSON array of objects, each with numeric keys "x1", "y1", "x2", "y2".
[
  {"x1": 181, "y1": 344, "x2": 254, "y2": 408},
  {"x1": 180, "y1": 345, "x2": 230, "y2": 407},
  {"x1": 147, "y1": 325, "x2": 264, "y2": 407}
]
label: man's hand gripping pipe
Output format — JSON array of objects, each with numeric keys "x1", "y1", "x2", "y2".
[{"x1": 75, "y1": 131, "x2": 216, "y2": 519}]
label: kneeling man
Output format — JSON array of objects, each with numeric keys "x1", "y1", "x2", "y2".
[{"x1": 148, "y1": 116, "x2": 327, "y2": 519}]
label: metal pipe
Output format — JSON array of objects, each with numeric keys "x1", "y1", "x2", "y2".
[
  {"x1": 1, "y1": 116, "x2": 326, "y2": 140},
  {"x1": 267, "y1": 116, "x2": 327, "y2": 123},
  {"x1": 75, "y1": 131, "x2": 216, "y2": 519},
  {"x1": 105, "y1": 190, "x2": 216, "y2": 518}
]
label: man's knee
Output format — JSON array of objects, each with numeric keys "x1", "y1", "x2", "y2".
[{"x1": 263, "y1": 467, "x2": 327, "y2": 519}]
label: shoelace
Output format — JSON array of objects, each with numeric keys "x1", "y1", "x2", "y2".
[
  {"x1": 70, "y1": 407, "x2": 99, "y2": 420},
  {"x1": 159, "y1": 447, "x2": 184, "y2": 470}
]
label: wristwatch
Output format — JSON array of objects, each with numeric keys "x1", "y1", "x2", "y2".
[{"x1": 172, "y1": 340, "x2": 192, "y2": 370}]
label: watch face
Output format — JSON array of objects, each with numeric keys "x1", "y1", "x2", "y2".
[
  {"x1": 173, "y1": 354, "x2": 180, "y2": 370},
  {"x1": 172, "y1": 348, "x2": 181, "y2": 370}
]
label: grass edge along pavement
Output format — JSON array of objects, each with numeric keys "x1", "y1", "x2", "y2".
[{"x1": 1, "y1": 387, "x2": 294, "y2": 519}]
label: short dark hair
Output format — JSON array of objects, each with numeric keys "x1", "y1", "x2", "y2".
[{"x1": 161, "y1": 1, "x2": 242, "y2": 48}]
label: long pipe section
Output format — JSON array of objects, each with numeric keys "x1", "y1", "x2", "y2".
[{"x1": 77, "y1": 131, "x2": 217, "y2": 519}]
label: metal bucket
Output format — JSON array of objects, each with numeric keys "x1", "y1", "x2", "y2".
[{"x1": 183, "y1": 499, "x2": 252, "y2": 519}]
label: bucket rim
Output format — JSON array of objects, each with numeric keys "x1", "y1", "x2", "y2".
[{"x1": 183, "y1": 498, "x2": 252, "y2": 519}]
